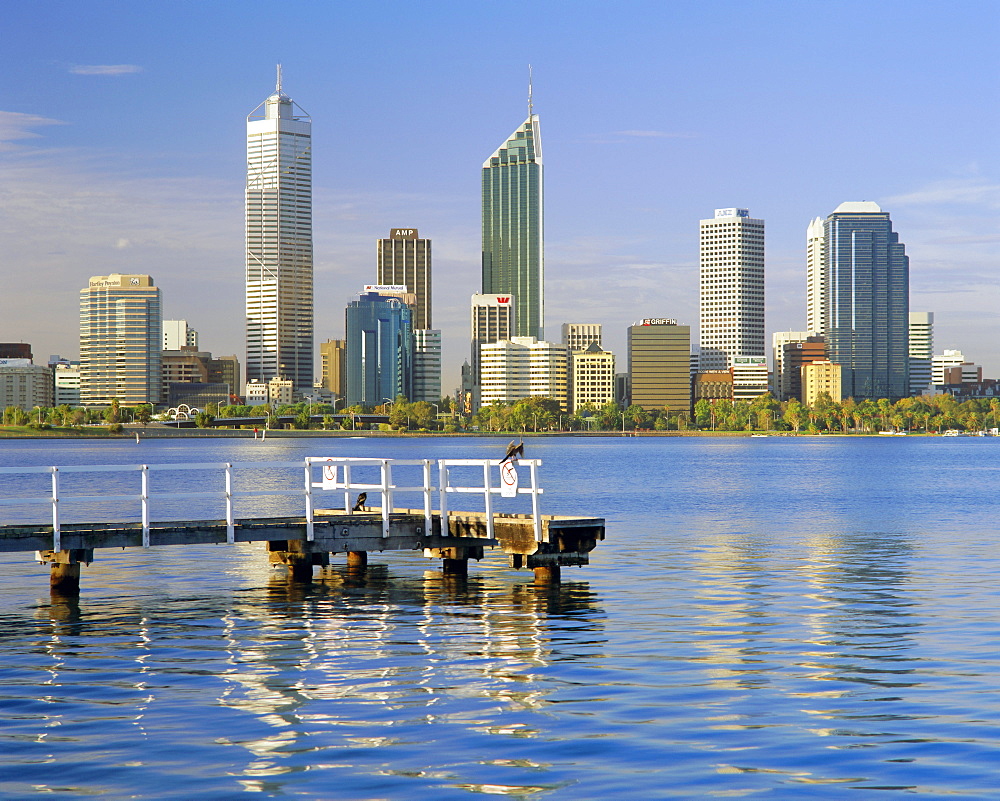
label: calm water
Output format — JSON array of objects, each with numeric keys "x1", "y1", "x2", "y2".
[{"x1": 1, "y1": 435, "x2": 1000, "y2": 799}]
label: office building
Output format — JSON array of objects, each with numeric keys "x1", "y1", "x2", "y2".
[
  {"x1": 806, "y1": 217, "x2": 826, "y2": 335},
  {"x1": 802, "y1": 361, "x2": 843, "y2": 405},
  {"x1": 693, "y1": 371, "x2": 733, "y2": 401},
  {"x1": 562, "y1": 323, "x2": 602, "y2": 351},
  {"x1": 377, "y1": 229, "x2": 432, "y2": 330},
  {"x1": 823, "y1": 202, "x2": 909, "y2": 400},
  {"x1": 932, "y1": 350, "x2": 981, "y2": 386},
  {"x1": 80, "y1": 274, "x2": 162, "y2": 406},
  {"x1": 699, "y1": 208, "x2": 765, "y2": 370},
  {"x1": 479, "y1": 337, "x2": 569, "y2": 411},
  {"x1": 53, "y1": 363, "x2": 81, "y2": 407},
  {"x1": 345, "y1": 292, "x2": 413, "y2": 407},
  {"x1": 781, "y1": 336, "x2": 826, "y2": 402},
  {"x1": 0, "y1": 343, "x2": 32, "y2": 360},
  {"x1": 909, "y1": 312, "x2": 934, "y2": 396},
  {"x1": 161, "y1": 350, "x2": 239, "y2": 404},
  {"x1": 413, "y1": 329, "x2": 442, "y2": 404},
  {"x1": 245, "y1": 70, "x2": 313, "y2": 392},
  {"x1": 771, "y1": 331, "x2": 812, "y2": 399},
  {"x1": 0, "y1": 361, "x2": 53, "y2": 411},
  {"x1": 163, "y1": 320, "x2": 198, "y2": 351},
  {"x1": 570, "y1": 343, "x2": 615, "y2": 412},
  {"x1": 731, "y1": 356, "x2": 769, "y2": 402},
  {"x1": 470, "y1": 293, "x2": 515, "y2": 409},
  {"x1": 319, "y1": 339, "x2": 346, "y2": 399},
  {"x1": 627, "y1": 319, "x2": 691, "y2": 413},
  {"x1": 482, "y1": 111, "x2": 543, "y2": 340}
]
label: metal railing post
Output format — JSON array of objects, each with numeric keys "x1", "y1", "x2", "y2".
[
  {"x1": 483, "y1": 461, "x2": 495, "y2": 541},
  {"x1": 50, "y1": 467, "x2": 60, "y2": 552},
  {"x1": 225, "y1": 463, "x2": 234, "y2": 544},
  {"x1": 304, "y1": 460, "x2": 315, "y2": 541},
  {"x1": 140, "y1": 464, "x2": 150, "y2": 547},
  {"x1": 422, "y1": 459, "x2": 433, "y2": 537},
  {"x1": 381, "y1": 460, "x2": 391, "y2": 538},
  {"x1": 529, "y1": 460, "x2": 542, "y2": 541},
  {"x1": 438, "y1": 460, "x2": 449, "y2": 537},
  {"x1": 343, "y1": 464, "x2": 352, "y2": 514}
]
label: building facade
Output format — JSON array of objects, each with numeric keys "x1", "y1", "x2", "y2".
[
  {"x1": 823, "y1": 202, "x2": 909, "y2": 400},
  {"x1": 771, "y1": 331, "x2": 813, "y2": 399},
  {"x1": 345, "y1": 292, "x2": 413, "y2": 408},
  {"x1": 561, "y1": 323, "x2": 602, "y2": 351},
  {"x1": 470, "y1": 293, "x2": 516, "y2": 409},
  {"x1": 570, "y1": 343, "x2": 615, "y2": 412},
  {"x1": 53, "y1": 363, "x2": 81, "y2": 407},
  {"x1": 245, "y1": 73, "x2": 313, "y2": 392},
  {"x1": 319, "y1": 339, "x2": 346, "y2": 399},
  {"x1": 627, "y1": 319, "x2": 691, "y2": 413},
  {"x1": 909, "y1": 311, "x2": 934, "y2": 396},
  {"x1": 80, "y1": 274, "x2": 162, "y2": 406},
  {"x1": 731, "y1": 356, "x2": 769, "y2": 402},
  {"x1": 0, "y1": 361, "x2": 53, "y2": 411},
  {"x1": 377, "y1": 229, "x2": 432, "y2": 330},
  {"x1": 781, "y1": 337, "x2": 827, "y2": 403},
  {"x1": 482, "y1": 114, "x2": 543, "y2": 340},
  {"x1": 479, "y1": 337, "x2": 568, "y2": 411},
  {"x1": 413, "y1": 329, "x2": 442, "y2": 404},
  {"x1": 802, "y1": 360, "x2": 843, "y2": 405},
  {"x1": 699, "y1": 208, "x2": 765, "y2": 370},
  {"x1": 163, "y1": 320, "x2": 198, "y2": 351},
  {"x1": 805, "y1": 216, "x2": 826, "y2": 335}
]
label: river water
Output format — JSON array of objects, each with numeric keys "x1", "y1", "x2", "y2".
[{"x1": 1, "y1": 435, "x2": 999, "y2": 799}]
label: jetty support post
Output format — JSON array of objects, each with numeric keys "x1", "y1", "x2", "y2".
[
  {"x1": 346, "y1": 551, "x2": 367, "y2": 569},
  {"x1": 267, "y1": 540, "x2": 329, "y2": 581},
  {"x1": 36, "y1": 549, "x2": 94, "y2": 594},
  {"x1": 423, "y1": 545, "x2": 484, "y2": 575}
]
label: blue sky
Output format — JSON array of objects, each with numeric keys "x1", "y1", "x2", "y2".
[{"x1": 2, "y1": 1, "x2": 999, "y2": 390}]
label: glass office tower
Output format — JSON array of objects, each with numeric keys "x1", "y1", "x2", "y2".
[
  {"x1": 482, "y1": 115, "x2": 543, "y2": 340},
  {"x1": 823, "y1": 202, "x2": 909, "y2": 401},
  {"x1": 245, "y1": 72, "x2": 313, "y2": 392},
  {"x1": 345, "y1": 292, "x2": 413, "y2": 408}
]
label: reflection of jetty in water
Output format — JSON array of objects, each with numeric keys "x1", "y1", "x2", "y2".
[{"x1": 7, "y1": 563, "x2": 604, "y2": 796}]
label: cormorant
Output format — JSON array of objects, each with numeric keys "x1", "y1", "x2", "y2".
[
  {"x1": 501, "y1": 438, "x2": 524, "y2": 464},
  {"x1": 352, "y1": 492, "x2": 367, "y2": 512}
]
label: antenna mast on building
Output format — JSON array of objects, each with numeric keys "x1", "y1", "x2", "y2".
[{"x1": 528, "y1": 64, "x2": 534, "y2": 119}]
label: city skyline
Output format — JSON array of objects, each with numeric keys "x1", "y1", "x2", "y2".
[{"x1": 2, "y1": 3, "x2": 998, "y2": 391}]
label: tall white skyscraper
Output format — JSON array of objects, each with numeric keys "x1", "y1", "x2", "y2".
[
  {"x1": 806, "y1": 216, "x2": 826, "y2": 335},
  {"x1": 245, "y1": 68, "x2": 313, "y2": 392},
  {"x1": 699, "y1": 208, "x2": 765, "y2": 370}
]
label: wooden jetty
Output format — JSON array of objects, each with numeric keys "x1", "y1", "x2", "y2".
[{"x1": 0, "y1": 457, "x2": 605, "y2": 593}]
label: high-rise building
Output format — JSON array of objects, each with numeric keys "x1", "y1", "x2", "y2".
[
  {"x1": 319, "y1": 339, "x2": 346, "y2": 399},
  {"x1": 412, "y1": 329, "x2": 442, "y2": 404},
  {"x1": 627, "y1": 319, "x2": 691, "y2": 413},
  {"x1": 344, "y1": 292, "x2": 413, "y2": 408},
  {"x1": 909, "y1": 312, "x2": 934, "y2": 396},
  {"x1": 163, "y1": 320, "x2": 198, "y2": 351},
  {"x1": 0, "y1": 343, "x2": 32, "y2": 360},
  {"x1": 470, "y1": 293, "x2": 515, "y2": 409},
  {"x1": 806, "y1": 217, "x2": 826, "y2": 335},
  {"x1": 479, "y1": 337, "x2": 568, "y2": 411},
  {"x1": 482, "y1": 111, "x2": 543, "y2": 340},
  {"x1": 245, "y1": 69, "x2": 313, "y2": 393},
  {"x1": 823, "y1": 202, "x2": 909, "y2": 400},
  {"x1": 562, "y1": 323, "x2": 602, "y2": 351},
  {"x1": 771, "y1": 330, "x2": 812, "y2": 399},
  {"x1": 699, "y1": 208, "x2": 765, "y2": 370},
  {"x1": 80, "y1": 274, "x2": 162, "y2": 406},
  {"x1": 377, "y1": 229, "x2": 432, "y2": 330},
  {"x1": 570, "y1": 343, "x2": 615, "y2": 412},
  {"x1": 781, "y1": 337, "x2": 827, "y2": 403}
]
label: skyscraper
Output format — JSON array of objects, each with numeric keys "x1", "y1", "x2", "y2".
[
  {"x1": 628, "y1": 319, "x2": 691, "y2": 413},
  {"x1": 806, "y1": 216, "x2": 826, "y2": 335},
  {"x1": 80, "y1": 274, "x2": 162, "y2": 406},
  {"x1": 377, "y1": 229, "x2": 432, "y2": 329},
  {"x1": 482, "y1": 109, "x2": 543, "y2": 340},
  {"x1": 823, "y1": 202, "x2": 909, "y2": 400},
  {"x1": 699, "y1": 208, "x2": 765, "y2": 370},
  {"x1": 345, "y1": 292, "x2": 413, "y2": 407},
  {"x1": 245, "y1": 69, "x2": 313, "y2": 393}
]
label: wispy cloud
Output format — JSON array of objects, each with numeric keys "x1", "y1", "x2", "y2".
[
  {"x1": 0, "y1": 111, "x2": 64, "y2": 151},
  {"x1": 69, "y1": 64, "x2": 143, "y2": 76},
  {"x1": 884, "y1": 178, "x2": 1000, "y2": 209}
]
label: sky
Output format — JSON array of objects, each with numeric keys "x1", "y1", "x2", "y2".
[{"x1": 2, "y1": 1, "x2": 999, "y2": 392}]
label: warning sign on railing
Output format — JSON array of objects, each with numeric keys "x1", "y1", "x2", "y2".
[
  {"x1": 500, "y1": 461, "x2": 519, "y2": 498},
  {"x1": 321, "y1": 461, "x2": 338, "y2": 489}
]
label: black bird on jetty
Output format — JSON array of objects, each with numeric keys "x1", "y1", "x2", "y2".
[
  {"x1": 352, "y1": 492, "x2": 367, "y2": 512},
  {"x1": 501, "y1": 438, "x2": 524, "y2": 464}
]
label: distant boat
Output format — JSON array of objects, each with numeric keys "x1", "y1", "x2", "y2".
[{"x1": 750, "y1": 434, "x2": 769, "y2": 438}]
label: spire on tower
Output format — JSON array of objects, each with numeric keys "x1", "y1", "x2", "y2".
[
  {"x1": 276, "y1": 63, "x2": 282, "y2": 93},
  {"x1": 528, "y1": 64, "x2": 533, "y2": 119}
]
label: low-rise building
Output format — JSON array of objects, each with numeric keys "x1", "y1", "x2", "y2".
[
  {"x1": 802, "y1": 360, "x2": 842, "y2": 405},
  {"x1": 480, "y1": 337, "x2": 569, "y2": 410},
  {"x1": 570, "y1": 343, "x2": 615, "y2": 412},
  {"x1": 731, "y1": 356, "x2": 769, "y2": 402},
  {"x1": 0, "y1": 360, "x2": 53, "y2": 411}
]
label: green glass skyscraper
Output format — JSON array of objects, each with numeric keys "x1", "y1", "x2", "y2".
[{"x1": 482, "y1": 113, "x2": 543, "y2": 340}]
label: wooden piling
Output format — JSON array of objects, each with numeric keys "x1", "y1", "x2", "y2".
[
  {"x1": 346, "y1": 551, "x2": 367, "y2": 569},
  {"x1": 442, "y1": 558, "x2": 469, "y2": 575},
  {"x1": 50, "y1": 562, "x2": 81, "y2": 593},
  {"x1": 533, "y1": 564, "x2": 561, "y2": 584}
]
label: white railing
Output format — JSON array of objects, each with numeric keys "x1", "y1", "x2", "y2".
[{"x1": 0, "y1": 457, "x2": 544, "y2": 551}]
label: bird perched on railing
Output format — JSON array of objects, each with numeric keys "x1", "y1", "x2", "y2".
[
  {"x1": 501, "y1": 437, "x2": 524, "y2": 464},
  {"x1": 352, "y1": 492, "x2": 367, "y2": 512}
]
